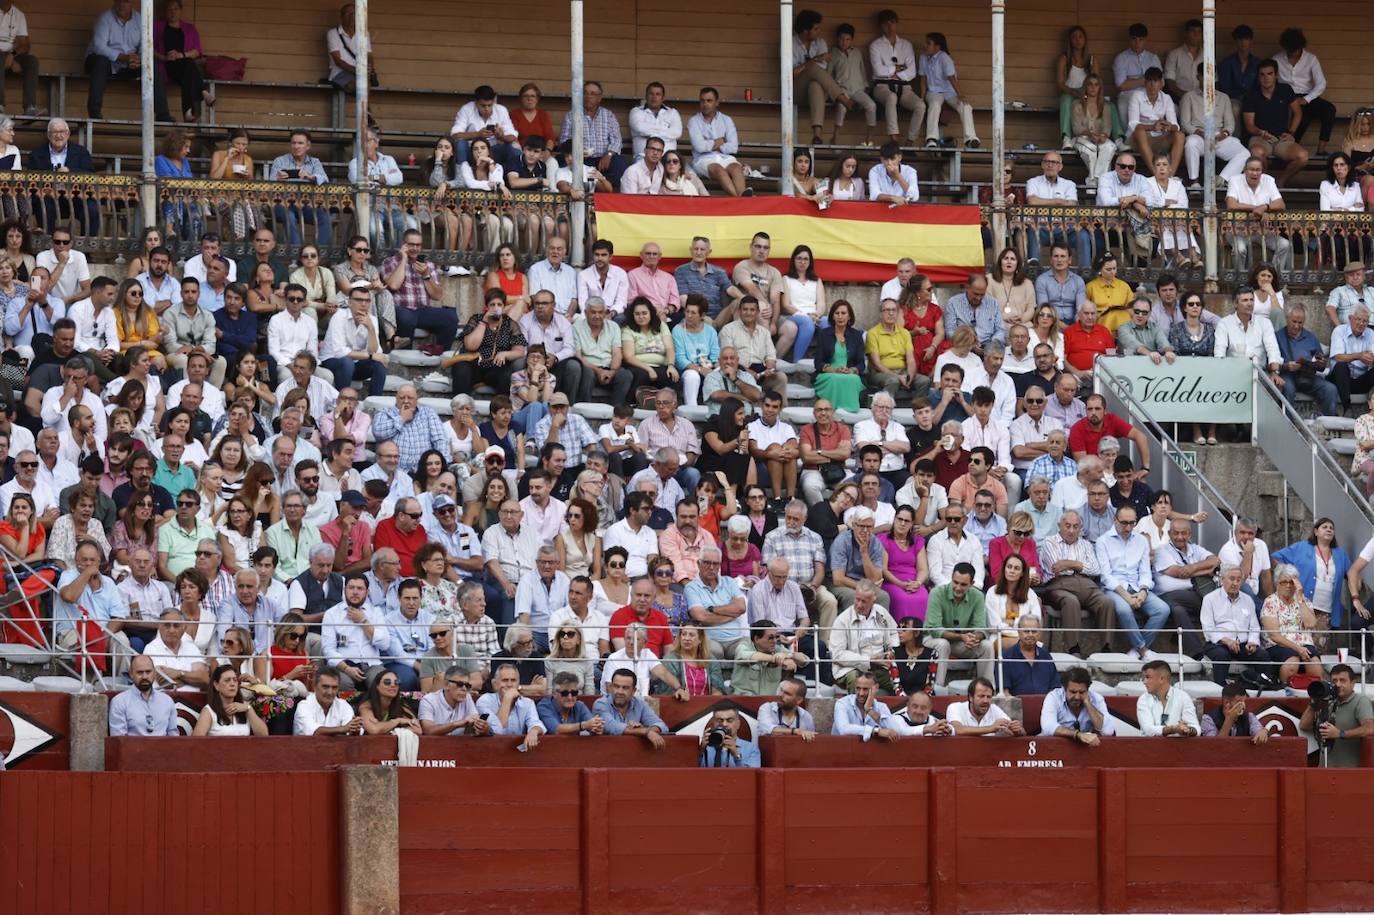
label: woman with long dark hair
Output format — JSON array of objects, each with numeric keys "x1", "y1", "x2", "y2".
[
  {"x1": 359, "y1": 669, "x2": 422, "y2": 735},
  {"x1": 696, "y1": 396, "x2": 754, "y2": 485},
  {"x1": 780, "y1": 243, "x2": 826, "y2": 361},
  {"x1": 192, "y1": 664, "x2": 268, "y2": 736}
]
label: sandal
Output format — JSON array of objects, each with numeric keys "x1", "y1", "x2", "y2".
[
  {"x1": 1193, "y1": 436, "x2": 1207, "y2": 446},
  {"x1": 1206, "y1": 436, "x2": 1218, "y2": 445}
]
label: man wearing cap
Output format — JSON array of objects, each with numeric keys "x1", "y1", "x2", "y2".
[
  {"x1": 531, "y1": 392, "x2": 598, "y2": 482},
  {"x1": 1326, "y1": 261, "x2": 1374, "y2": 330},
  {"x1": 424, "y1": 494, "x2": 485, "y2": 581},
  {"x1": 462, "y1": 445, "x2": 511, "y2": 504},
  {"x1": 318, "y1": 490, "x2": 374, "y2": 575}
]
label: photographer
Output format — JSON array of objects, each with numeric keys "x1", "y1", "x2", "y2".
[
  {"x1": 1299, "y1": 664, "x2": 1374, "y2": 767},
  {"x1": 697, "y1": 707, "x2": 760, "y2": 768}
]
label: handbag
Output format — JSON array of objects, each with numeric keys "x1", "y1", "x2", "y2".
[
  {"x1": 0, "y1": 349, "x2": 27, "y2": 391},
  {"x1": 1191, "y1": 574, "x2": 1219, "y2": 599},
  {"x1": 820, "y1": 462, "x2": 847, "y2": 487},
  {"x1": 204, "y1": 56, "x2": 247, "y2": 81}
]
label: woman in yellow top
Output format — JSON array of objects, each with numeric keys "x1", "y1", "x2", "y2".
[
  {"x1": 113, "y1": 278, "x2": 168, "y2": 371},
  {"x1": 985, "y1": 247, "x2": 1036, "y2": 328},
  {"x1": 1084, "y1": 252, "x2": 1133, "y2": 333}
]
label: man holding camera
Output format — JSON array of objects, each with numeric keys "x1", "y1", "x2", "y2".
[
  {"x1": 1300, "y1": 664, "x2": 1374, "y2": 767},
  {"x1": 698, "y1": 707, "x2": 760, "y2": 768}
]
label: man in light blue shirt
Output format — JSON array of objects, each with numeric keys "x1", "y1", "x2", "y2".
[
  {"x1": 1325, "y1": 262, "x2": 1374, "y2": 327},
  {"x1": 684, "y1": 546, "x2": 747, "y2": 656},
  {"x1": 591, "y1": 669, "x2": 668, "y2": 747},
  {"x1": 697, "y1": 708, "x2": 760, "y2": 768},
  {"x1": 867, "y1": 141, "x2": 920, "y2": 203},
  {"x1": 4, "y1": 265, "x2": 63, "y2": 349},
  {"x1": 831, "y1": 670, "x2": 899, "y2": 740},
  {"x1": 54, "y1": 540, "x2": 128, "y2": 646},
  {"x1": 1094, "y1": 504, "x2": 1169, "y2": 659},
  {"x1": 1112, "y1": 23, "x2": 1162, "y2": 127},
  {"x1": 85, "y1": 0, "x2": 170, "y2": 120},
  {"x1": 1039, "y1": 667, "x2": 1116, "y2": 741},
  {"x1": 942, "y1": 275, "x2": 1005, "y2": 351},
  {"x1": 108, "y1": 655, "x2": 179, "y2": 736},
  {"x1": 528, "y1": 236, "x2": 579, "y2": 317},
  {"x1": 515, "y1": 546, "x2": 570, "y2": 652},
  {"x1": 1326, "y1": 305, "x2": 1374, "y2": 408},
  {"x1": 382, "y1": 599, "x2": 434, "y2": 693},
  {"x1": 757, "y1": 677, "x2": 818, "y2": 736},
  {"x1": 268, "y1": 130, "x2": 333, "y2": 247},
  {"x1": 474, "y1": 663, "x2": 545, "y2": 750},
  {"x1": 1033, "y1": 245, "x2": 1088, "y2": 324}
]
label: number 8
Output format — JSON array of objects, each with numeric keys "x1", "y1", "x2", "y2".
[{"x1": 1027, "y1": 740, "x2": 1037, "y2": 756}]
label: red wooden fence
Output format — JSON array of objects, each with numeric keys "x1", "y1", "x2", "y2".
[{"x1": 0, "y1": 771, "x2": 340, "y2": 915}]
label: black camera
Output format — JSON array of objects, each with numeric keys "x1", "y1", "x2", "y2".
[
  {"x1": 1308, "y1": 679, "x2": 1336, "y2": 744},
  {"x1": 705, "y1": 725, "x2": 730, "y2": 749}
]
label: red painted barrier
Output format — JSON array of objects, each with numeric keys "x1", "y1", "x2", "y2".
[
  {"x1": 0, "y1": 692, "x2": 68, "y2": 769},
  {"x1": 0, "y1": 771, "x2": 339, "y2": 914}
]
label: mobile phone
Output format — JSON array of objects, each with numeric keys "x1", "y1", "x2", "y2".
[
  {"x1": 479, "y1": 713, "x2": 489, "y2": 721},
  {"x1": 416, "y1": 254, "x2": 428, "y2": 263}
]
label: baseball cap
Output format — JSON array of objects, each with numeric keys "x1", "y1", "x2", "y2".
[{"x1": 337, "y1": 489, "x2": 366, "y2": 508}]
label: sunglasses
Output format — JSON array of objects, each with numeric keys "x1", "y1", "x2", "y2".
[
  {"x1": 195, "y1": 549, "x2": 217, "y2": 557},
  {"x1": 653, "y1": 569, "x2": 673, "y2": 577},
  {"x1": 432, "y1": 630, "x2": 451, "y2": 638},
  {"x1": 1012, "y1": 529, "x2": 1033, "y2": 536},
  {"x1": 1132, "y1": 309, "x2": 1150, "y2": 316},
  {"x1": 286, "y1": 296, "x2": 306, "y2": 304},
  {"x1": 16, "y1": 461, "x2": 36, "y2": 468},
  {"x1": 379, "y1": 679, "x2": 398, "y2": 686},
  {"x1": 299, "y1": 475, "x2": 319, "y2": 483},
  {"x1": 446, "y1": 680, "x2": 470, "y2": 689},
  {"x1": 1116, "y1": 163, "x2": 1136, "y2": 170},
  {"x1": 558, "y1": 631, "x2": 577, "y2": 638},
  {"x1": 177, "y1": 500, "x2": 198, "y2": 508},
  {"x1": 607, "y1": 561, "x2": 625, "y2": 569},
  {"x1": 1024, "y1": 398, "x2": 1045, "y2": 405},
  {"x1": 556, "y1": 689, "x2": 579, "y2": 697},
  {"x1": 351, "y1": 246, "x2": 371, "y2": 253},
  {"x1": 52, "y1": 238, "x2": 71, "y2": 246}
]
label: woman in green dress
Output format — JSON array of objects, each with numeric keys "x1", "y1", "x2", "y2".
[{"x1": 812, "y1": 299, "x2": 866, "y2": 412}]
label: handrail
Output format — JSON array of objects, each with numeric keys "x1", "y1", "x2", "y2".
[{"x1": 1093, "y1": 358, "x2": 1240, "y2": 555}]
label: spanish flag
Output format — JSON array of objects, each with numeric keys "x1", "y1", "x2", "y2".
[{"x1": 596, "y1": 194, "x2": 984, "y2": 283}]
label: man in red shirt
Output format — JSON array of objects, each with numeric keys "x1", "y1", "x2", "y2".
[
  {"x1": 318, "y1": 490, "x2": 373, "y2": 574},
  {"x1": 931, "y1": 420, "x2": 970, "y2": 491},
  {"x1": 608, "y1": 577, "x2": 672, "y2": 658},
  {"x1": 1068, "y1": 394, "x2": 1152, "y2": 465},
  {"x1": 799, "y1": 399, "x2": 853, "y2": 505},
  {"x1": 1062, "y1": 302, "x2": 1115, "y2": 379},
  {"x1": 373, "y1": 496, "x2": 427, "y2": 574}
]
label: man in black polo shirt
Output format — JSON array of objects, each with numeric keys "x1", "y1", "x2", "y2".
[{"x1": 1241, "y1": 58, "x2": 1307, "y2": 187}]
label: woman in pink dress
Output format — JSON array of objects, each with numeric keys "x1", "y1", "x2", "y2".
[
  {"x1": 877, "y1": 505, "x2": 930, "y2": 621},
  {"x1": 900, "y1": 274, "x2": 947, "y2": 378}
]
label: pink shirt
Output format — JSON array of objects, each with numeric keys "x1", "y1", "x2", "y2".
[
  {"x1": 318, "y1": 410, "x2": 371, "y2": 450},
  {"x1": 627, "y1": 266, "x2": 680, "y2": 315}
]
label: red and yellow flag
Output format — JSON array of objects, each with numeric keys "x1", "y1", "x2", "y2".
[{"x1": 596, "y1": 193, "x2": 984, "y2": 283}]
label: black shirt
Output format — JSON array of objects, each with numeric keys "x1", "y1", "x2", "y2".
[
  {"x1": 906, "y1": 422, "x2": 941, "y2": 462},
  {"x1": 806, "y1": 499, "x2": 842, "y2": 556},
  {"x1": 112, "y1": 481, "x2": 173, "y2": 514},
  {"x1": 1242, "y1": 83, "x2": 1297, "y2": 138},
  {"x1": 1015, "y1": 369, "x2": 1061, "y2": 400}
]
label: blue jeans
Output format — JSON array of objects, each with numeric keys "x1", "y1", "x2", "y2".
[
  {"x1": 273, "y1": 203, "x2": 333, "y2": 248},
  {"x1": 787, "y1": 314, "x2": 821, "y2": 362},
  {"x1": 1026, "y1": 226, "x2": 1092, "y2": 269},
  {"x1": 395, "y1": 306, "x2": 458, "y2": 349},
  {"x1": 481, "y1": 579, "x2": 515, "y2": 628},
  {"x1": 383, "y1": 660, "x2": 421, "y2": 692},
  {"x1": 322, "y1": 356, "x2": 387, "y2": 397},
  {"x1": 514, "y1": 400, "x2": 549, "y2": 431},
  {"x1": 1107, "y1": 590, "x2": 1171, "y2": 651},
  {"x1": 676, "y1": 465, "x2": 701, "y2": 497},
  {"x1": 1281, "y1": 373, "x2": 1339, "y2": 417}
]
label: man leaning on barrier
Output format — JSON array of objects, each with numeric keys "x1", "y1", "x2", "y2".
[{"x1": 1040, "y1": 666, "x2": 1115, "y2": 744}]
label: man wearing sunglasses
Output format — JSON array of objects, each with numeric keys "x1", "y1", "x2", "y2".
[
  {"x1": 536, "y1": 670, "x2": 604, "y2": 735},
  {"x1": 156, "y1": 488, "x2": 213, "y2": 581},
  {"x1": 266, "y1": 283, "x2": 318, "y2": 380},
  {"x1": 34, "y1": 223, "x2": 93, "y2": 308},
  {"x1": 1116, "y1": 296, "x2": 1177, "y2": 365},
  {"x1": 419, "y1": 665, "x2": 490, "y2": 736}
]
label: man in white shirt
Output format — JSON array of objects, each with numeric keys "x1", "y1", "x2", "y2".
[
  {"x1": 1136, "y1": 658, "x2": 1200, "y2": 736},
  {"x1": 868, "y1": 9, "x2": 923, "y2": 142},
  {"x1": 925, "y1": 503, "x2": 985, "y2": 588},
  {"x1": 267, "y1": 284, "x2": 318, "y2": 375},
  {"x1": 878, "y1": 258, "x2": 917, "y2": 303},
  {"x1": 1127, "y1": 67, "x2": 1184, "y2": 178},
  {"x1": 891, "y1": 691, "x2": 952, "y2": 737},
  {"x1": 1179, "y1": 67, "x2": 1249, "y2": 185},
  {"x1": 601, "y1": 491, "x2": 658, "y2": 577},
  {"x1": 35, "y1": 227, "x2": 92, "y2": 307},
  {"x1": 1213, "y1": 286, "x2": 1282, "y2": 387},
  {"x1": 142, "y1": 610, "x2": 209, "y2": 692},
  {"x1": 273, "y1": 352, "x2": 338, "y2": 420},
  {"x1": 292, "y1": 666, "x2": 362, "y2": 736},
  {"x1": 1162, "y1": 19, "x2": 1203, "y2": 99},
  {"x1": 1225, "y1": 156, "x2": 1291, "y2": 273},
  {"x1": 40, "y1": 357, "x2": 106, "y2": 442},
  {"x1": 688, "y1": 86, "x2": 749, "y2": 197},
  {"x1": 528, "y1": 235, "x2": 579, "y2": 318},
  {"x1": 1153, "y1": 519, "x2": 1220, "y2": 659},
  {"x1": 960, "y1": 388, "x2": 1018, "y2": 506},
  {"x1": 867, "y1": 140, "x2": 919, "y2": 204},
  {"x1": 0, "y1": 449, "x2": 55, "y2": 518},
  {"x1": 964, "y1": 343, "x2": 1017, "y2": 422},
  {"x1": 322, "y1": 572, "x2": 389, "y2": 690},
  {"x1": 449, "y1": 84, "x2": 521, "y2": 172},
  {"x1": 1275, "y1": 28, "x2": 1335, "y2": 155},
  {"x1": 947, "y1": 678, "x2": 1024, "y2": 736},
  {"x1": 1200, "y1": 565, "x2": 1270, "y2": 686},
  {"x1": 1325, "y1": 304, "x2": 1374, "y2": 409},
  {"x1": 182, "y1": 233, "x2": 236, "y2": 286},
  {"x1": 320, "y1": 287, "x2": 388, "y2": 398},
  {"x1": 0, "y1": 2, "x2": 38, "y2": 116},
  {"x1": 628, "y1": 81, "x2": 682, "y2": 158},
  {"x1": 1216, "y1": 517, "x2": 1272, "y2": 601},
  {"x1": 577, "y1": 239, "x2": 628, "y2": 318},
  {"x1": 1024, "y1": 152, "x2": 1091, "y2": 267},
  {"x1": 619, "y1": 135, "x2": 665, "y2": 195}
]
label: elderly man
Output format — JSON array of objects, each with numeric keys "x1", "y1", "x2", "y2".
[
  {"x1": 1037, "y1": 510, "x2": 1113, "y2": 656},
  {"x1": 108, "y1": 655, "x2": 178, "y2": 736},
  {"x1": 832, "y1": 670, "x2": 899, "y2": 740},
  {"x1": 925, "y1": 502, "x2": 984, "y2": 588},
  {"x1": 942, "y1": 275, "x2": 1005, "y2": 354},
  {"x1": 1009, "y1": 383, "x2": 1064, "y2": 473},
  {"x1": 536, "y1": 670, "x2": 602, "y2": 734},
  {"x1": 271, "y1": 352, "x2": 335, "y2": 423},
  {"x1": 513, "y1": 545, "x2": 569, "y2": 653},
  {"x1": 360, "y1": 439, "x2": 416, "y2": 503},
  {"x1": 1326, "y1": 303, "x2": 1374, "y2": 409},
  {"x1": 830, "y1": 580, "x2": 897, "y2": 693},
  {"x1": 1044, "y1": 372, "x2": 1086, "y2": 429},
  {"x1": 265, "y1": 490, "x2": 322, "y2": 583},
  {"x1": 746, "y1": 558, "x2": 811, "y2": 648},
  {"x1": 1096, "y1": 505, "x2": 1170, "y2": 660},
  {"x1": 1217, "y1": 516, "x2": 1273, "y2": 602},
  {"x1": 112, "y1": 547, "x2": 171, "y2": 652},
  {"x1": 922, "y1": 562, "x2": 993, "y2": 685},
  {"x1": 371, "y1": 385, "x2": 448, "y2": 475},
  {"x1": 627, "y1": 242, "x2": 680, "y2": 318},
  {"x1": 1001, "y1": 614, "x2": 1058, "y2": 696},
  {"x1": 419, "y1": 666, "x2": 489, "y2": 736},
  {"x1": 829, "y1": 505, "x2": 891, "y2": 613},
  {"x1": 474, "y1": 663, "x2": 544, "y2": 750},
  {"x1": 628, "y1": 446, "x2": 686, "y2": 516},
  {"x1": 1200, "y1": 565, "x2": 1269, "y2": 685},
  {"x1": 1041, "y1": 667, "x2": 1115, "y2": 744},
  {"x1": 449, "y1": 580, "x2": 500, "y2": 662},
  {"x1": 287, "y1": 542, "x2": 344, "y2": 629},
  {"x1": 218, "y1": 566, "x2": 284, "y2": 654},
  {"x1": 142, "y1": 610, "x2": 209, "y2": 692},
  {"x1": 701, "y1": 345, "x2": 764, "y2": 415},
  {"x1": 1012, "y1": 475, "x2": 1061, "y2": 541},
  {"x1": 1094, "y1": 152, "x2": 1153, "y2": 267},
  {"x1": 155, "y1": 488, "x2": 214, "y2": 581},
  {"x1": 719, "y1": 296, "x2": 788, "y2": 403},
  {"x1": 798, "y1": 399, "x2": 852, "y2": 505},
  {"x1": 762, "y1": 499, "x2": 834, "y2": 628},
  {"x1": 1117, "y1": 296, "x2": 1177, "y2": 363},
  {"x1": 1326, "y1": 261, "x2": 1374, "y2": 329},
  {"x1": 1028, "y1": 429, "x2": 1077, "y2": 491},
  {"x1": 657, "y1": 498, "x2": 714, "y2": 585},
  {"x1": 1153, "y1": 518, "x2": 1220, "y2": 659},
  {"x1": 685, "y1": 545, "x2": 748, "y2": 658},
  {"x1": 1275, "y1": 304, "x2": 1337, "y2": 416},
  {"x1": 637, "y1": 388, "x2": 702, "y2": 494},
  {"x1": 54, "y1": 540, "x2": 132, "y2": 672},
  {"x1": 758, "y1": 676, "x2": 817, "y2": 738},
  {"x1": 866, "y1": 298, "x2": 927, "y2": 401},
  {"x1": 571, "y1": 296, "x2": 633, "y2": 404},
  {"x1": 480, "y1": 500, "x2": 540, "y2": 628},
  {"x1": 892, "y1": 691, "x2": 953, "y2": 736}
]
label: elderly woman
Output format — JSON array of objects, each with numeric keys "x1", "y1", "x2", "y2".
[
  {"x1": 1260, "y1": 563, "x2": 1325, "y2": 681},
  {"x1": 445, "y1": 394, "x2": 488, "y2": 465}
]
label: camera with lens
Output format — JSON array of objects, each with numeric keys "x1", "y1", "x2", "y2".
[
  {"x1": 1308, "y1": 679, "x2": 1336, "y2": 743},
  {"x1": 705, "y1": 724, "x2": 731, "y2": 749}
]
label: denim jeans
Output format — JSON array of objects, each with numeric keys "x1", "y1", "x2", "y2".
[{"x1": 1107, "y1": 590, "x2": 1171, "y2": 651}]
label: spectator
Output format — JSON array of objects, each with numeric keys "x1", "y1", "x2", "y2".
[
  {"x1": 1127, "y1": 67, "x2": 1183, "y2": 177},
  {"x1": 54, "y1": 540, "x2": 132, "y2": 669},
  {"x1": 591, "y1": 668, "x2": 668, "y2": 746},
  {"x1": 829, "y1": 579, "x2": 897, "y2": 691},
  {"x1": 625, "y1": 80, "x2": 683, "y2": 160},
  {"x1": 419, "y1": 665, "x2": 488, "y2": 736},
  {"x1": 1040, "y1": 666, "x2": 1116, "y2": 741},
  {"x1": 559, "y1": 80, "x2": 627, "y2": 191},
  {"x1": 571, "y1": 297, "x2": 632, "y2": 406},
  {"x1": 192, "y1": 664, "x2": 268, "y2": 736},
  {"x1": 86, "y1": 0, "x2": 170, "y2": 121},
  {"x1": 371, "y1": 386, "x2": 448, "y2": 477},
  {"x1": 29, "y1": 124, "x2": 100, "y2": 234},
  {"x1": 1201, "y1": 681, "x2": 1269, "y2": 742},
  {"x1": 1160, "y1": 19, "x2": 1202, "y2": 100},
  {"x1": 688, "y1": 86, "x2": 748, "y2": 197},
  {"x1": 1326, "y1": 261, "x2": 1374, "y2": 329},
  {"x1": 1024, "y1": 152, "x2": 1091, "y2": 266},
  {"x1": 292, "y1": 665, "x2": 361, "y2": 736},
  {"x1": 1070, "y1": 74, "x2": 1117, "y2": 185},
  {"x1": 1276, "y1": 304, "x2": 1337, "y2": 417},
  {"x1": 1273, "y1": 517, "x2": 1354, "y2": 631},
  {"x1": 719, "y1": 298, "x2": 787, "y2": 404},
  {"x1": 829, "y1": 505, "x2": 891, "y2": 613},
  {"x1": 380, "y1": 232, "x2": 456, "y2": 355},
  {"x1": 319, "y1": 288, "x2": 387, "y2": 398},
  {"x1": 1095, "y1": 504, "x2": 1169, "y2": 660},
  {"x1": 1153, "y1": 518, "x2": 1220, "y2": 659},
  {"x1": 1276, "y1": 28, "x2": 1334, "y2": 155},
  {"x1": 674, "y1": 237, "x2": 738, "y2": 323},
  {"x1": 475, "y1": 663, "x2": 544, "y2": 749},
  {"x1": 868, "y1": 9, "x2": 923, "y2": 143},
  {"x1": 922, "y1": 561, "x2": 992, "y2": 685},
  {"x1": 918, "y1": 32, "x2": 977, "y2": 148},
  {"x1": 1136, "y1": 658, "x2": 1199, "y2": 736},
  {"x1": 108, "y1": 655, "x2": 178, "y2": 736},
  {"x1": 1112, "y1": 22, "x2": 1161, "y2": 130},
  {"x1": 867, "y1": 140, "x2": 920, "y2": 204},
  {"x1": 1214, "y1": 285, "x2": 1284, "y2": 391},
  {"x1": 1199, "y1": 564, "x2": 1269, "y2": 684},
  {"x1": 1218, "y1": 25, "x2": 1259, "y2": 121},
  {"x1": 1259, "y1": 562, "x2": 1322, "y2": 681},
  {"x1": 1225, "y1": 160, "x2": 1293, "y2": 278},
  {"x1": 759, "y1": 676, "x2": 817, "y2": 737},
  {"x1": 1095, "y1": 152, "x2": 1153, "y2": 266},
  {"x1": 681, "y1": 544, "x2": 745, "y2": 657},
  {"x1": 1000, "y1": 612, "x2": 1056, "y2": 696},
  {"x1": 829, "y1": 24, "x2": 876, "y2": 145},
  {"x1": 1241, "y1": 60, "x2": 1307, "y2": 188},
  {"x1": 325, "y1": 3, "x2": 376, "y2": 93},
  {"x1": 1180, "y1": 63, "x2": 1249, "y2": 186},
  {"x1": 863, "y1": 298, "x2": 924, "y2": 402},
  {"x1": 448, "y1": 84, "x2": 520, "y2": 173},
  {"x1": 265, "y1": 130, "x2": 332, "y2": 249},
  {"x1": 1116, "y1": 295, "x2": 1176, "y2": 364},
  {"x1": 942, "y1": 276, "x2": 1004, "y2": 356},
  {"x1": 1037, "y1": 510, "x2": 1110, "y2": 656},
  {"x1": 792, "y1": 10, "x2": 853, "y2": 147}
]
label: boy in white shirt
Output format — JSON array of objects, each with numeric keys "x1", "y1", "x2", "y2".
[{"x1": 598, "y1": 403, "x2": 647, "y2": 479}]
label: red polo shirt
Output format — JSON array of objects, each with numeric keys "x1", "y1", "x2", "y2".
[
  {"x1": 1063, "y1": 322, "x2": 1115, "y2": 371},
  {"x1": 374, "y1": 517, "x2": 427, "y2": 575},
  {"x1": 1068, "y1": 413, "x2": 1134, "y2": 458}
]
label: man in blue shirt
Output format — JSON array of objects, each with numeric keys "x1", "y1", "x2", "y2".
[
  {"x1": 942, "y1": 274, "x2": 1005, "y2": 353},
  {"x1": 591, "y1": 669, "x2": 668, "y2": 747},
  {"x1": 1276, "y1": 304, "x2": 1338, "y2": 419},
  {"x1": 698, "y1": 707, "x2": 760, "y2": 768},
  {"x1": 674, "y1": 236, "x2": 740, "y2": 319},
  {"x1": 108, "y1": 655, "x2": 179, "y2": 736},
  {"x1": 1217, "y1": 25, "x2": 1259, "y2": 120},
  {"x1": 1039, "y1": 667, "x2": 1116, "y2": 743},
  {"x1": 473, "y1": 663, "x2": 544, "y2": 750},
  {"x1": 537, "y1": 671, "x2": 602, "y2": 734},
  {"x1": 1327, "y1": 304, "x2": 1374, "y2": 409},
  {"x1": 1033, "y1": 245, "x2": 1088, "y2": 324},
  {"x1": 1001, "y1": 615, "x2": 1059, "y2": 696},
  {"x1": 85, "y1": 0, "x2": 171, "y2": 120},
  {"x1": 1095, "y1": 505, "x2": 1169, "y2": 660}
]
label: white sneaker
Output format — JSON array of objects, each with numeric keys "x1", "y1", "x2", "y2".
[
  {"x1": 1061, "y1": 135, "x2": 1072, "y2": 151},
  {"x1": 1126, "y1": 646, "x2": 1142, "y2": 661},
  {"x1": 446, "y1": 265, "x2": 472, "y2": 277},
  {"x1": 422, "y1": 371, "x2": 449, "y2": 385}
]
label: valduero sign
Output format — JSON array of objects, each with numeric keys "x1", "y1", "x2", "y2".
[{"x1": 1098, "y1": 356, "x2": 1253, "y2": 424}]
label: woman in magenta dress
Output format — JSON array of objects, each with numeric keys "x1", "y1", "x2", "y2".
[{"x1": 878, "y1": 505, "x2": 930, "y2": 621}]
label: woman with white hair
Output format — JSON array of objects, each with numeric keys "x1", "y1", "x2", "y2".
[
  {"x1": 445, "y1": 393, "x2": 488, "y2": 465},
  {"x1": 722, "y1": 501, "x2": 765, "y2": 576},
  {"x1": 1260, "y1": 563, "x2": 1324, "y2": 681}
]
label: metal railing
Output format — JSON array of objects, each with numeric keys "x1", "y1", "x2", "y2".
[{"x1": 984, "y1": 206, "x2": 1374, "y2": 288}]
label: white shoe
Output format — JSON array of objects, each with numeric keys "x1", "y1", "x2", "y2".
[
  {"x1": 446, "y1": 265, "x2": 472, "y2": 277},
  {"x1": 1061, "y1": 135, "x2": 1072, "y2": 151},
  {"x1": 422, "y1": 371, "x2": 449, "y2": 385},
  {"x1": 1126, "y1": 646, "x2": 1143, "y2": 661}
]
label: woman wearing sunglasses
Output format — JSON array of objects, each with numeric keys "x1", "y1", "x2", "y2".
[
  {"x1": 543, "y1": 627, "x2": 595, "y2": 693},
  {"x1": 254, "y1": 611, "x2": 312, "y2": 698},
  {"x1": 360, "y1": 670, "x2": 422, "y2": 735}
]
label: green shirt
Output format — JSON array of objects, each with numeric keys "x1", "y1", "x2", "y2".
[
  {"x1": 572, "y1": 317, "x2": 622, "y2": 369},
  {"x1": 728, "y1": 641, "x2": 788, "y2": 697},
  {"x1": 923, "y1": 582, "x2": 989, "y2": 637},
  {"x1": 156, "y1": 517, "x2": 215, "y2": 577},
  {"x1": 265, "y1": 519, "x2": 323, "y2": 582},
  {"x1": 1116, "y1": 320, "x2": 1173, "y2": 356},
  {"x1": 1326, "y1": 691, "x2": 1374, "y2": 768}
]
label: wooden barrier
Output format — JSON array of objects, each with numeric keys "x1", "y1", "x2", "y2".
[
  {"x1": 0, "y1": 692, "x2": 69, "y2": 770},
  {"x1": 760, "y1": 735, "x2": 1308, "y2": 769}
]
